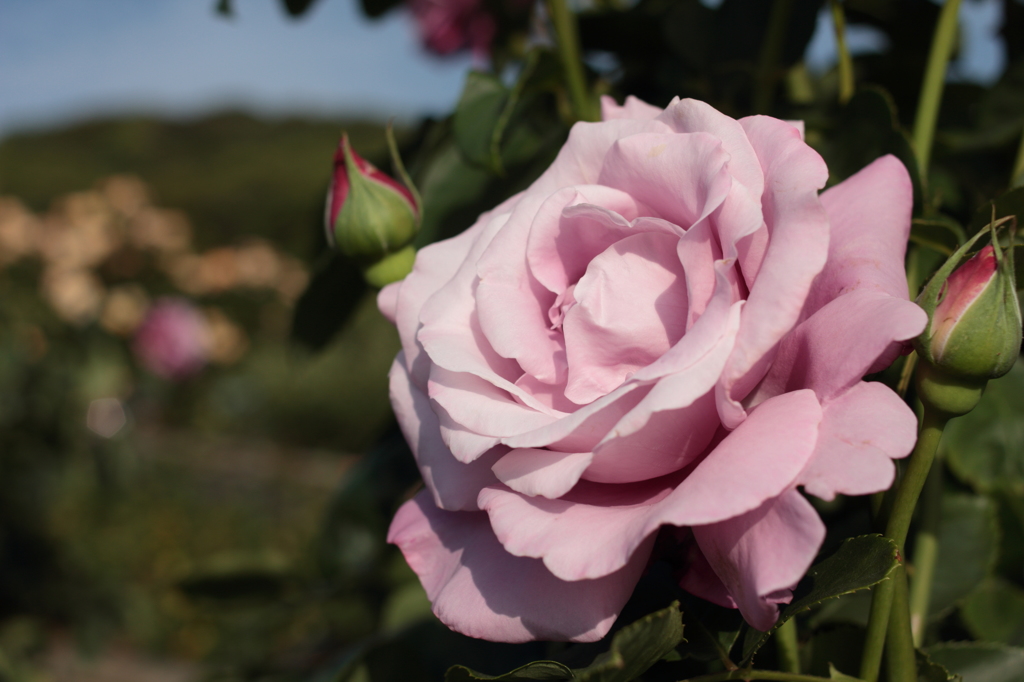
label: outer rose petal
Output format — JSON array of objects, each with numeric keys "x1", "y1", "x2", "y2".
[
  {"x1": 389, "y1": 490, "x2": 652, "y2": 643},
  {"x1": 478, "y1": 390, "x2": 822, "y2": 582},
  {"x1": 393, "y1": 214, "x2": 496, "y2": 388},
  {"x1": 600, "y1": 94, "x2": 664, "y2": 121},
  {"x1": 693, "y1": 489, "x2": 826, "y2": 631},
  {"x1": 390, "y1": 355, "x2": 502, "y2": 511},
  {"x1": 751, "y1": 289, "x2": 927, "y2": 405},
  {"x1": 805, "y1": 155, "x2": 915, "y2": 317},
  {"x1": 798, "y1": 381, "x2": 918, "y2": 500}
]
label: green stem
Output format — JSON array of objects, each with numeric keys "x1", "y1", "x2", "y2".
[
  {"x1": 885, "y1": 565, "x2": 917, "y2": 682},
  {"x1": 859, "y1": 410, "x2": 948, "y2": 682},
  {"x1": 908, "y1": 457, "x2": 944, "y2": 646},
  {"x1": 1012, "y1": 127, "x2": 1024, "y2": 188},
  {"x1": 775, "y1": 618, "x2": 801, "y2": 674},
  {"x1": 912, "y1": 0, "x2": 962, "y2": 179},
  {"x1": 830, "y1": 0, "x2": 854, "y2": 104},
  {"x1": 753, "y1": 0, "x2": 796, "y2": 114},
  {"x1": 545, "y1": 0, "x2": 597, "y2": 122},
  {"x1": 678, "y1": 670, "x2": 860, "y2": 682}
]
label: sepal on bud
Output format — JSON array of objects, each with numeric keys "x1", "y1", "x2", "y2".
[
  {"x1": 914, "y1": 216, "x2": 1022, "y2": 416},
  {"x1": 325, "y1": 129, "x2": 421, "y2": 265}
]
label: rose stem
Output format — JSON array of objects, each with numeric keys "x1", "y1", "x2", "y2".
[
  {"x1": 1012, "y1": 129, "x2": 1024, "y2": 187},
  {"x1": 753, "y1": 0, "x2": 796, "y2": 115},
  {"x1": 885, "y1": 565, "x2": 916, "y2": 682},
  {"x1": 676, "y1": 670, "x2": 858, "y2": 682},
  {"x1": 774, "y1": 618, "x2": 800, "y2": 674},
  {"x1": 858, "y1": 410, "x2": 948, "y2": 682},
  {"x1": 911, "y1": 0, "x2": 962, "y2": 179},
  {"x1": 829, "y1": 0, "x2": 854, "y2": 104},
  {"x1": 908, "y1": 457, "x2": 944, "y2": 645},
  {"x1": 544, "y1": 0, "x2": 598, "y2": 123}
]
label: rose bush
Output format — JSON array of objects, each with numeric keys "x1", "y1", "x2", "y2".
[{"x1": 379, "y1": 96, "x2": 927, "y2": 643}]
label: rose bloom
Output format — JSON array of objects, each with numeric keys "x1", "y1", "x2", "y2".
[
  {"x1": 380, "y1": 96, "x2": 927, "y2": 642},
  {"x1": 407, "y1": 0, "x2": 528, "y2": 56},
  {"x1": 132, "y1": 298, "x2": 211, "y2": 380}
]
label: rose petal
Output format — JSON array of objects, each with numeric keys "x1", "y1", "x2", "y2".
[
  {"x1": 563, "y1": 231, "x2": 689, "y2": 403},
  {"x1": 428, "y1": 365, "x2": 559, "y2": 450},
  {"x1": 798, "y1": 381, "x2": 917, "y2": 501},
  {"x1": 806, "y1": 155, "x2": 915, "y2": 316},
  {"x1": 378, "y1": 281, "x2": 400, "y2": 324},
  {"x1": 717, "y1": 116, "x2": 830, "y2": 428},
  {"x1": 527, "y1": 118, "x2": 674, "y2": 198},
  {"x1": 492, "y1": 448, "x2": 594, "y2": 499},
  {"x1": 586, "y1": 392, "x2": 719, "y2": 483},
  {"x1": 389, "y1": 490, "x2": 652, "y2": 643},
  {"x1": 750, "y1": 289, "x2": 927, "y2": 405},
  {"x1": 601, "y1": 94, "x2": 664, "y2": 121},
  {"x1": 479, "y1": 390, "x2": 822, "y2": 581},
  {"x1": 693, "y1": 489, "x2": 825, "y2": 632},
  {"x1": 597, "y1": 131, "x2": 733, "y2": 231},
  {"x1": 657, "y1": 97, "x2": 765, "y2": 197},
  {"x1": 477, "y1": 187, "x2": 637, "y2": 384},
  {"x1": 390, "y1": 355, "x2": 502, "y2": 511},
  {"x1": 526, "y1": 189, "x2": 651, "y2": 295},
  {"x1": 677, "y1": 534, "x2": 738, "y2": 609},
  {"x1": 394, "y1": 215, "x2": 497, "y2": 388}
]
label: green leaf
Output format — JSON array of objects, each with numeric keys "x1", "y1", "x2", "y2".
[
  {"x1": 215, "y1": 0, "x2": 233, "y2": 16},
  {"x1": 928, "y1": 493, "x2": 1000, "y2": 619},
  {"x1": 453, "y1": 71, "x2": 511, "y2": 174},
  {"x1": 445, "y1": 661, "x2": 575, "y2": 682},
  {"x1": 413, "y1": 137, "x2": 492, "y2": 246},
  {"x1": 828, "y1": 662, "x2": 862, "y2": 680},
  {"x1": 739, "y1": 535, "x2": 899, "y2": 664},
  {"x1": 961, "y1": 577, "x2": 1024, "y2": 646},
  {"x1": 451, "y1": 52, "x2": 556, "y2": 177},
  {"x1": 943, "y1": 361, "x2": 1024, "y2": 495},
  {"x1": 677, "y1": 596, "x2": 742, "y2": 663},
  {"x1": 926, "y1": 642, "x2": 1024, "y2": 682},
  {"x1": 573, "y1": 601, "x2": 684, "y2": 682},
  {"x1": 916, "y1": 650, "x2": 962, "y2": 682}
]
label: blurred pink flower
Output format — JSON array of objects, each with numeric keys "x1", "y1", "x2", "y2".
[
  {"x1": 132, "y1": 298, "x2": 211, "y2": 380},
  {"x1": 407, "y1": 0, "x2": 500, "y2": 56}
]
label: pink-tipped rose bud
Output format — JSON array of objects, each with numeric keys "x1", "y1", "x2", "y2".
[
  {"x1": 325, "y1": 133, "x2": 420, "y2": 265},
  {"x1": 132, "y1": 298, "x2": 211, "y2": 380},
  {"x1": 915, "y1": 230, "x2": 1021, "y2": 417}
]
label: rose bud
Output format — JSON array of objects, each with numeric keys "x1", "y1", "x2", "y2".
[
  {"x1": 914, "y1": 226, "x2": 1021, "y2": 417},
  {"x1": 325, "y1": 133, "x2": 420, "y2": 271}
]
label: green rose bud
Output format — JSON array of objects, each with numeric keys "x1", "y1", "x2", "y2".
[
  {"x1": 325, "y1": 133, "x2": 420, "y2": 265},
  {"x1": 914, "y1": 221, "x2": 1021, "y2": 417}
]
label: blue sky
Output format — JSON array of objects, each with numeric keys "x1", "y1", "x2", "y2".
[
  {"x1": 0, "y1": 0, "x2": 1006, "y2": 140},
  {"x1": 0, "y1": 0, "x2": 473, "y2": 137}
]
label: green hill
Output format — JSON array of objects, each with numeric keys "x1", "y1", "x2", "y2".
[{"x1": 0, "y1": 112, "x2": 401, "y2": 255}]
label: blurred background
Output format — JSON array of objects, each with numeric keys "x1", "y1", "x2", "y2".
[{"x1": 0, "y1": 1, "x2": 1018, "y2": 681}]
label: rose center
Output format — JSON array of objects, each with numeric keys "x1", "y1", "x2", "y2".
[{"x1": 548, "y1": 284, "x2": 577, "y2": 330}]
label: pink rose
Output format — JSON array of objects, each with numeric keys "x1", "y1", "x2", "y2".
[
  {"x1": 407, "y1": 0, "x2": 497, "y2": 56},
  {"x1": 132, "y1": 297, "x2": 210, "y2": 380},
  {"x1": 379, "y1": 95, "x2": 927, "y2": 642}
]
